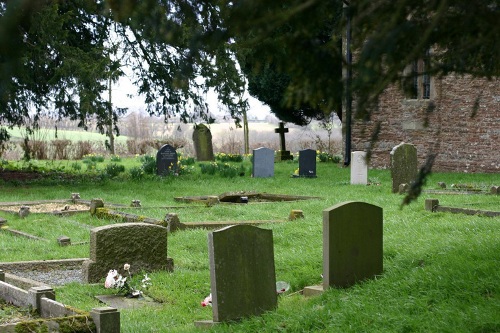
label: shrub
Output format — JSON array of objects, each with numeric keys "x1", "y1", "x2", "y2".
[
  {"x1": 199, "y1": 162, "x2": 218, "y2": 175},
  {"x1": 110, "y1": 154, "x2": 121, "y2": 162},
  {"x1": 215, "y1": 153, "x2": 243, "y2": 163},
  {"x1": 70, "y1": 162, "x2": 82, "y2": 172},
  {"x1": 140, "y1": 155, "x2": 157, "y2": 175},
  {"x1": 129, "y1": 166, "x2": 145, "y2": 180},
  {"x1": 105, "y1": 163, "x2": 125, "y2": 178},
  {"x1": 83, "y1": 153, "x2": 105, "y2": 163}
]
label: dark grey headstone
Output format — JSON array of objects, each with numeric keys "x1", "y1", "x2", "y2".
[
  {"x1": 323, "y1": 201, "x2": 383, "y2": 288},
  {"x1": 192, "y1": 124, "x2": 214, "y2": 161},
  {"x1": 390, "y1": 142, "x2": 417, "y2": 193},
  {"x1": 252, "y1": 147, "x2": 275, "y2": 178},
  {"x1": 299, "y1": 149, "x2": 317, "y2": 177},
  {"x1": 156, "y1": 144, "x2": 178, "y2": 176},
  {"x1": 82, "y1": 223, "x2": 170, "y2": 283},
  {"x1": 208, "y1": 225, "x2": 277, "y2": 322}
]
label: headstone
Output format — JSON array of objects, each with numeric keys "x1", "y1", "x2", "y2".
[
  {"x1": 192, "y1": 124, "x2": 214, "y2": 161},
  {"x1": 390, "y1": 142, "x2": 418, "y2": 193},
  {"x1": 274, "y1": 122, "x2": 293, "y2": 161},
  {"x1": 156, "y1": 144, "x2": 178, "y2": 176},
  {"x1": 201, "y1": 225, "x2": 277, "y2": 324},
  {"x1": 252, "y1": 147, "x2": 275, "y2": 178},
  {"x1": 304, "y1": 201, "x2": 383, "y2": 295},
  {"x1": 298, "y1": 149, "x2": 317, "y2": 177},
  {"x1": 350, "y1": 151, "x2": 368, "y2": 185},
  {"x1": 82, "y1": 223, "x2": 172, "y2": 283}
]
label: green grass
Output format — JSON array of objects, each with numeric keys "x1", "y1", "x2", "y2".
[{"x1": 0, "y1": 163, "x2": 499, "y2": 332}]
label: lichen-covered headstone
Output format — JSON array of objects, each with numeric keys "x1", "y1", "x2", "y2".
[
  {"x1": 252, "y1": 147, "x2": 274, "y2": 178},
  {"x1": 192, "y1": 124, "x2": 214, "y2": 161},
  {"x1": 320, "y1": 201, "x2": 383, "y2": 290},
  {"x1": 390, "y1": 142, "x2": 417, "y2": 193},
  {"x1": 82, "y1": 223, "x2": 171, "y2": 283},
  {"x1": 205, "y1": 225, "x2": 277, "y2": 323}
]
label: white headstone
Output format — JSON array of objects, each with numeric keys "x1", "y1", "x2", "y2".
[{"x1": 350, "y1": 151, "x2": 368, "y2": 185}]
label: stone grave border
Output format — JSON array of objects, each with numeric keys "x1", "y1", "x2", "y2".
[
  {"x1": 0, "y1": 269, "x2": 119, "y2": 333},
  {"x1": 425, "y1": 199, "x2": 500, "y2": 217}
]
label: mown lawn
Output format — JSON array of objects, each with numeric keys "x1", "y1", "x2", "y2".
[{"x1": 0, "y1": 161, "x2": 498, "y2": 332}]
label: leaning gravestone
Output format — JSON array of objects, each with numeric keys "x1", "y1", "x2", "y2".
[
  {"x1": 298, "y1": 149, "x2": 317, "y2": 177},
  {"x1": 252, "y1": 147, "x2": 275, "y2": 178},
  {"x1": 196, "y1": 225, "x2": 277, "y2": 325},
  {"x1": 351, "y1": 151, "x2": 368, "y2": 185},
  {"x1": 390, "y1": 142, "x2": 418, "y2": 193},
  {"x1": 82, "y1": 223, "x2": 171, "y2": 283},
  {"x1": 156, "y1": 144, "x2": 178, "y2": 176},
  {"x1": 304, "y1": 201, "x2": 383, "y2": 295},
  {"x1": 192, "y1": 124, "x2": 215, "y2": 161}
]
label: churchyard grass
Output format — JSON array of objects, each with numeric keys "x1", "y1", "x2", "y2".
[{"x1": 0, "y1": 162, "x2": 499, "y2": 332}]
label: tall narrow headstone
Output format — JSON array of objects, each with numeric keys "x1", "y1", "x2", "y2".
[
  {"x1": 390, "y1": 142, "x2": 418, "y2": 193},
  {"x1": 193, "y1": 124, "x2": 215, "y2": 161},
  {"x1": 298, "y1": 149, "x2": 317, "y2": 177},
  {"x1": 203, "y1": 225, "x2": 277, "y2": 323},
  {"x1": 156, "y1": 144, "x2": 178, "y2": 176},
  {"x1": 274, "y1": 122, "x2": 293, "y2": 161},
  {"x1": 252, "y1": 147, "x2": 275, "y2": 178},
  {"x1": 350, "y1": 151, "x2": 368, "y2": 185}
]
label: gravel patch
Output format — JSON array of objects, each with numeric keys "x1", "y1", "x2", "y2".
[{"x1": 9, "y1": 269, "x2": 84, "y2": 286}]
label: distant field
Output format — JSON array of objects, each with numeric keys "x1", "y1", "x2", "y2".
[{"x1": 6, "y1": 127, "x2": 130, "y2": 143}]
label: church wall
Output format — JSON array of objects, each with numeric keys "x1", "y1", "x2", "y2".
[{"x1": 348, "y1": 75, "x2": 499, "y2": 173}]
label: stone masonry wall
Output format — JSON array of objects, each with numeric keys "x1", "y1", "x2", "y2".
[{"x1": 348, "y1": 75, "x2": 499, "y2": 173}]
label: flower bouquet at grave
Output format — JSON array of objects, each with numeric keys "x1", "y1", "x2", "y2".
[{"x1": 104, "y1": 264, "x2": 152, "y2": 298}]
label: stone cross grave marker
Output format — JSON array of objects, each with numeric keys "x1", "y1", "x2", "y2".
[
  {"x1": 350, "y1": 151, "x2": 368, "y2": 185},
  {"x1": 304, "y1": 201, "x2": 383, "y2": 295},
  {"x1": 156, "y1": 144, "x2": 178, "y2": 176},
  {"x1": 252, "y1": 147, "x2": 275, "y2": 178},
  {"x1": 82, "y1": 223, "x2": 172, "y2": 283},
  {"x1": 298, "y1": 149, "x2": 317, "y2": 177},
  {"x1": 197, "y1": 225, "x2": 277, "y2": 325},
  {"x1": 192, "y1": 124, "x2": 215, "y2": 161},
  {"x1": 390, "y1": 142, "x2": 417, "y2": 193},
  {"x1": 274, "y1": 122, "x2": 293, "y2": 161}
]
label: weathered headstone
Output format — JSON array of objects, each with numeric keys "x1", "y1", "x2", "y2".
[
  {"x1": 252, "y1": 147, "x2": 275, "y2": 178},
  {"x1": 192, "y1": 124, "x2": 214, "y2": 161},
  {"x1": 82, "y1": 223, "x2": 172, "y2": 283},
  {"x1": 274, "y1": 122, "x2": 293, "y2": 161},
  {"x1": 197, "y1": 225, "x2": 277, "y2": 325},
  {"x1": 350, "y1": 151, "x2": 368, "y2": 185},
  {"x1": 390, "y1": 142, "x2": 418, "y2": 193},
  {"x1": 298, "y1": 149, "x2": 317, "y2": 177},
  {"x1": 304, "y1": 201, "x2": 383, "y2": 295},
  {"x1": 156, "y1": 144, "x2": 178, "y2": 176}
]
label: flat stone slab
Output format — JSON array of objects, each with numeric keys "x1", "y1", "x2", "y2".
[
  {"x1": 175, "y1": 192, "x2": 320, "y2": 204},
  {"x1": 95, "y1": 294, "x2": 160, "y2": 309}
]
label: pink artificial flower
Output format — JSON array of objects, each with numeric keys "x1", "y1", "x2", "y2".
[
  {"x1": 104, "y1": 269, "x2": 118, "y2": 288},
  {"x1": 201, "y1": 293, "x2": 212, "y2": 307}
]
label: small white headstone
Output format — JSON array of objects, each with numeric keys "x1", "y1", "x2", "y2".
[{"x1": 350, "y1": 151, "x2": 368, "y2": 185}]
